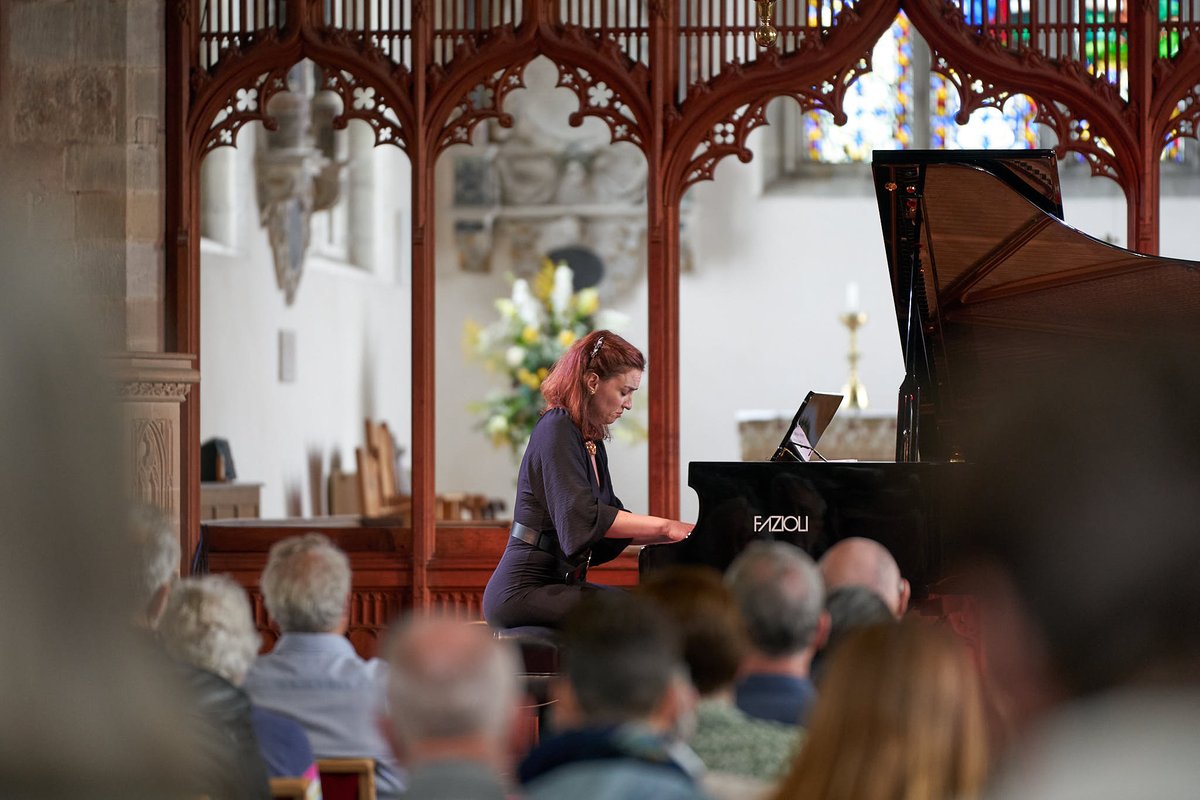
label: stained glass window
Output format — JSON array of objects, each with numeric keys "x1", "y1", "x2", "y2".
[
  {"x1": 799, "y1": 12, "x2": 1039, "y2": 163},
  {"x1": 801, "y1": 14, "x2": 912, "y2": 164}
]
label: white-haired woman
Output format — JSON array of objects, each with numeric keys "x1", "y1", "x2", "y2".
[{"x1": 159, "y1": 574, "x2": 319, "y2": 797}]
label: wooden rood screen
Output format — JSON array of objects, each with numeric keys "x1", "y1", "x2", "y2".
[{"x1": 167, "y1": 0, "x2": 1200, "y2": 599}]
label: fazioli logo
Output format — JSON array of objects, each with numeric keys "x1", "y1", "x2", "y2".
[{"x1": 753, "y1": 515, "x2": 810, "y2": 533}]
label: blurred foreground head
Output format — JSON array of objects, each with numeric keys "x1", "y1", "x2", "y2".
[
  {"x1": 956, "y1": 340, "x2": 1200, "y2": 705},
  {"x1": 772, "y1": 621, "x2": 988, "y2": 800},
  {"x1": 556, "y1": 591, "x2": 686, "y2": 728},
  {"x1": 383, "y1": 615, "x2": 521, "y2": 764},
  {"x1": 0, "y1": 269, "x2": 195, "y2": 797}
]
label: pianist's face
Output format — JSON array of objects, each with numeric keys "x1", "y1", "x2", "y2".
[{"x1": 590, "y1": 368, "x2": 642, "y2": 426}]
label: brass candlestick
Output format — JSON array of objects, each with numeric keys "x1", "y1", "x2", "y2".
[
  {"x1": 839, "y1": 310, "x2": 869, "y2": 411},
  {"x1": 755, "y1": 0, "x2": 778, "y2": 48}
]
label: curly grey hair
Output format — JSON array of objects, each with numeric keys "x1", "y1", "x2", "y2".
[
  {"x1": 726, "y1": 541, "x2": 825, "y2": 657},
  {"x1": 130, "y1": 504, "x2": 180, "y2": 612},
  {"x1": 158, "y1": 575, "x2": 261, "y2": 685},
  {"x1": 260, "y1": 533, "x2": 351, "y2": 633}
]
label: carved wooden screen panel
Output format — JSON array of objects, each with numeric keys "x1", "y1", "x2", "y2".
[
  {"x1": 560, "y1": 0, "x2": 651, "y2": 65},
  {"x1": 433, "y1": 0, "x2": 524, "y2": 65},
  {"x1": 950, "y1": 0, "x2": 1130, "y2": 97},
  {"x1": 325, "y1": 0, "x2": 417, "y2": 65},
  {"x1": 678, "y1": 0, "x2": 858, "y2": 101},
  {"x1": 199, "y1": 0, "x2": 284, "y2": 70}
]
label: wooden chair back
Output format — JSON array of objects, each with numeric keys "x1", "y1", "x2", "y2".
[
  {"x1": 354, "y1": 446, "x2": 383, "y2": 517},
  {"x1": 269, "y1": 775, "x2": 319, "y2": 800},
  {"x1": 317, "y1": 758, "x2": 376, "y2": 800}
]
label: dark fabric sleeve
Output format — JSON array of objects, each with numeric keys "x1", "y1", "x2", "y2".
[
  {"x1": 589, "y1": 440, "x2": 631, "y2": 567},
  {"x1": 527, "y1": 410, "x2": 621, "y2": 562}
]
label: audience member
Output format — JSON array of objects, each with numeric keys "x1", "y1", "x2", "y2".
[
  {"x1": 955, "y1": 342, "x2": 1200, "y2": 799},
  {"x1": 771, "y1": 621, "x2": 989, "y2": 800},
  {"x1": 810, "y1": 585, "x2": 895, "y2": 684},
  {"x1": 640, "y1": 566, "x2": 799, "y2": 795},
  {"x1": 159, "y1": 576, "x2": 319, "y2": 781},
  {"x1": 158, "y1": 576, "x2": 274, "y2": 800},
  {"x1": 382, "y1": 615, "x2": 522, "y2": 799},
  {"x1": 0, "y1": 265, "x2": 196, "y2": 798},
  {"x1": 724, "y1": 542, "x2": 827, "y2": 726},
  {"x1": 131, "y1": 504, "x2": 182, "y2": 630},
  {"x1": 518, "y1": 591, "x2": 707, "y2": 800},
  {"x1": 818, "y1": 537, "x2": 910, "y2": 618},
  {"x1": 243, "y1": 533, "x2": 404, "y2": 797}
]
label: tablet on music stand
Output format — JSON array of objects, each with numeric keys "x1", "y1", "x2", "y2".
[{"x1": 770, "y1": 391, "x2": 843, "y2": 462}]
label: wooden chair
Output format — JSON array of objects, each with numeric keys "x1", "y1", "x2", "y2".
[
  {"x1": 328, "y1": 465, "x2": 360, "y2": 515},
  {"x1": 269, "y1": 775, "x2": 318, "y2": 800},
  {"x1": 317, "y1": 758, "x2": 376, "y2": 800},
  {"x1": 355, "y1": 418, "x2": 504, "y2": 522},
  {"x1": 355, "y1": 420, "x2": 408, "y2": 520}
]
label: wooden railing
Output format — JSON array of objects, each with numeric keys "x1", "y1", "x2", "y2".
[{"x1": 199, "y1": 517, "x2": 640, "y2": 659}]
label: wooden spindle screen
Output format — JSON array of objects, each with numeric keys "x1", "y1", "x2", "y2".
[
  {"x1": 950, "y1": 0, "x2": 1130, "y2": 98},
  {"x1": 559, "y1": 0, "x2": 650, "y2": 65},
  {"x1": 433, "y1": 0, "x2": 523, "y2": 66},
  {"x1": 324, "y1": 0, "x2": 416, "y2": 66},
  {"x1": 199, "y1": 0, "x2": 283, "y2": 70}
]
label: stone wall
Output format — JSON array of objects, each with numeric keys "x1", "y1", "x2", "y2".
[{"x1": 0, "y1": 0, "x2": 165, "y2": 352}]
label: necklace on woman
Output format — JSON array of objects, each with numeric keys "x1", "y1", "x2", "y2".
[{"x1": 584, "y1": 440, "x2": 597, "y2": 456}]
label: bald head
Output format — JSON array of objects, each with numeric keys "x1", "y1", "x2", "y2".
[
  {"x1": 384, "y1": 616, "x2": 520, "y2": 754},
  {"x1": 819, "y1": 538, "x2": 910, "y2": 617}
]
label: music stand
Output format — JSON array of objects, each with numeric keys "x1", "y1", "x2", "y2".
[{"x1": 770, "y1": 391, "x2": 843, "y2": 462}]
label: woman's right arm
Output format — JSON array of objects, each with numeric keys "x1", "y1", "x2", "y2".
[{"x1": 606, "y1": 510, "x2": 693, "y2": 545}]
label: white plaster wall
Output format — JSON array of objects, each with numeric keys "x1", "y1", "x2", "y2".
[
  {"x1": 200, "y1": 81, "x2": 1199, "y2": 524},
  {"x1": 200, "y1": 125, "x2": 412, "y2": 518}
]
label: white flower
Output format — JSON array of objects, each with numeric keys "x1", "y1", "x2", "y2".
[
  {"x1": 511, "y1": 279, "x2": 542, "y2": 327},
  {"x1": 485, "y1": 415, "x2": 509, "y2": 434},
  {"x1": 495, "y1": 298, "x2": 516, "y2": 320},
  {"x1": 505, "y1": 346, "x2": 526, "y2": 368},
  {"x1": 595, "y1": 309, "x2": 630, "y2": 331},
  {"x1": 550, "y1": 264, "x2": 573, "y2": 321}
]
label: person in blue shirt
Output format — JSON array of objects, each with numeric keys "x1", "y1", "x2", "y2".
[{"x1": 243, "y1": 533, "x2": 405, "y2": 798}]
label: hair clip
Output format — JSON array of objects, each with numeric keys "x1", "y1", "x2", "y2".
[{"x1": 589, "y1": 335, "x2": 605, "y2": 360}]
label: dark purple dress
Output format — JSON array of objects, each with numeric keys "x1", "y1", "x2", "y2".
[{"x1": 482, "y1": 408, "x2": 631, "y2": 628}]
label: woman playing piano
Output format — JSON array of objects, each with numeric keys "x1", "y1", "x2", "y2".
[{"x1": 482, "y1": 330, "x2": 694, "y2": 630}]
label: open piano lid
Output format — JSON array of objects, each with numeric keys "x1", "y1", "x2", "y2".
[{"x1": 872, "y1": 150, "x2": 1200, "y2": 463}]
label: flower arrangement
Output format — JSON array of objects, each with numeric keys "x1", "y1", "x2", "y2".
[{"x1": 466, "y1": 260, "x2": 640, "y2": 454}]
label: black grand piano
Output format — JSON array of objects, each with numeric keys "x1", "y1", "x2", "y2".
[{"x1": 641, "y1": 150, "x2": 1200, "y2": 597}]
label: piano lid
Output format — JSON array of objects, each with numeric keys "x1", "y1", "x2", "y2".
[{"x1": 872, "y1": 150, "x2": 1200, "y2": 463}]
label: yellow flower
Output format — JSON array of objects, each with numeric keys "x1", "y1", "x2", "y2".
[
  {"x1": 463, "y1": 319, "x2": 481, "y2": 352},
  {"x1": 537, "y1": 367, "x2": 549, "y2": 381},
  {"x1": 532, "y1": 260, "x2": 557, "y2": 302},
  {"x1": 558, "y1": 329, "x2": 576, "y2": 348},
  {"x1": 516, "y1": 367, "x2": 541, "y2": 389},
  {"x1": 576, "y1": 288, "x2": 599, "y2": 316},
  {"x1": 521, "y1": 325, "x2": 540, "y2": 345}
]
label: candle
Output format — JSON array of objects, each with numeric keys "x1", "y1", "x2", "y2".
[{"x1": 845, "y1": 282, "x2": 860, "y2": 312}]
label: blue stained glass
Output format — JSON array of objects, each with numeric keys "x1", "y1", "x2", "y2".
[
  {"x1": 803, "y1": 14, "x2": 912, "y2": 163},
  {"x1": 803, "y1": 11, "x2": 1043, "y2": 163}
]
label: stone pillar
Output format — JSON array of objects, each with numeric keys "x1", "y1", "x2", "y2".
[
  {"x1": 112, "y1": 354, "x2": 200, "y2": 567},
  {"x1": 2, "y1": 0, "x2": 183, "y2": 538}
]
